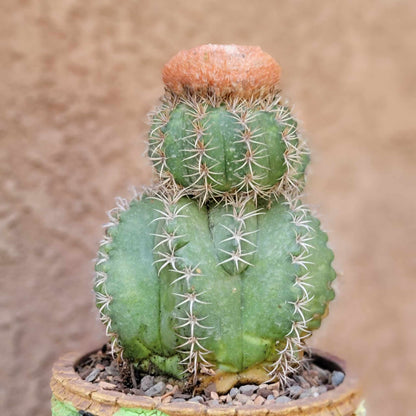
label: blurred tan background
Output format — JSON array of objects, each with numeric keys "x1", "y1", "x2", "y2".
[{"x1": 1, "y1": 1, "x2": 415, "y2": 415}]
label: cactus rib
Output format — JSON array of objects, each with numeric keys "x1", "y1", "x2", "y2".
[
  {"x1": 150, "y1": 191, "x2": 214, "y2": 380},
  {"x1": 94, "y1": 196, "x2": 136, "y2": 359}
]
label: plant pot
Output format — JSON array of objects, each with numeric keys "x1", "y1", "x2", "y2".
[{"x1": 50, "y1": 348, "x2": 363, "y2": 416}]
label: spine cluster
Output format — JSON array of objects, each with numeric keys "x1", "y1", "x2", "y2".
[{"x1": 213, "y1": 196, "x2": 260, "y2": 275}]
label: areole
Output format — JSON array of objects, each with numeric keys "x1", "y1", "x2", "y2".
[{"x1": 50, "y1": 349, "x2": 363, "y2": 416}]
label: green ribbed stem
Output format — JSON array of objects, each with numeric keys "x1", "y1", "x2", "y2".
[
  {"x1": 95, "y1": 193, "x2": 335, "y2": 379},
  {"x1": 148, "y1": 94, "x2": 309, "y2": 200}
]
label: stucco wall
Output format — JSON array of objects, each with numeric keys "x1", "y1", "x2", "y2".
[{"x1": 1, "y1": 1, "x2": 415, "y2": 415}]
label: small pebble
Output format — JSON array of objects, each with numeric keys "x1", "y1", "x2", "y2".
[
  {"x1": 254, "y1": 396, "x2": 265, "y2": 405},
  {"x1": 239, "y1": 384, "x2": 258, "y2": 396},
  {"x1": 145, "y1": 381, "x2": 166, "y2": 396},
  {"x1": 299, "y1": 389, "x2": 313, "y2": 399},
  {"x1": 85, "y1": 369, "x2": 100, "y2": 383},
  {"x1": 104, "y1": 365, "x2": 118, "y2": 376},
  {"x1": 266, "y1": 394, "x2": 275, "y2": 401},
  {"x1": 275, "y1": 395, "x2": 291, "y2": 404},
  {"x1": 317, "y1": 385, "x2": 327, "y2": 394},
  {"x1": 288, "y1": 385, "x2": 303, "y2": 398},
  {"x1": 140, "y1": 375, "x2": 154, "y2": 392},
  {"x1": 235, "y1": 393, "x2": 249, "y2": 404},
  {"x1": 311, "y1": 387, "x2": 320, "y2": 398},
  {"x1": 208, "y1": 399, "x2": 220, "y2": 407},
  {"x1": 172, "y1": 398, "x2": 185, "y2": 403},
  {"x1": 267, "y1": 382, "x2": 280, "y2": 390},
  {"x1": 272, "y1": 389, "x2": 279, "y2": 398},
  {"x1": 303, "y1": 386, "x2": 325, "y2": 398},
  {"x1": 210, "y1": 391, "x2": 219, "y2": 401},
  {"x1": 229, "y1": 387, "x2": 239, "y2": 398},
  {"x1": 331, "y1": 371, "x2": 345, "y2": 386},
  {"x1": 204, "y1": 383, "x2": 217, "y2": 397},
  {"x1": 258, "y1": 387, "x2": 271, "y2": 398},
  {"x1": 189, "y1": 396, "x2": 204, "y2": 404}
]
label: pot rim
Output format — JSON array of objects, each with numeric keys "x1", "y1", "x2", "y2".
[{"x1": 51, "y1": 347, "x2": 362, "y2": 416}]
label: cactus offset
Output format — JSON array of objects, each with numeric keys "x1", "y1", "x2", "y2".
[{"x1": 94, "y1": 45, "x2": 336, "y2": 392}]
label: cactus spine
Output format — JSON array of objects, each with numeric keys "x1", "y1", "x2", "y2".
[{"x1": 94, "y1": 45, "x2": 336, "y2": 391}]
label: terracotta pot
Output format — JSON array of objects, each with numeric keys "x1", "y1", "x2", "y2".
[{"x1": 50, "y1": 349, "x2": 363, "y2": 416}]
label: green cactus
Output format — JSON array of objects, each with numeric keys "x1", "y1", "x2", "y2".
[
  {"x1": 148, "y1": 92, "x2": 309, "y2": 202},
  {"x1": 94, "y1": 45, "x2": 336, "y2": 391}
]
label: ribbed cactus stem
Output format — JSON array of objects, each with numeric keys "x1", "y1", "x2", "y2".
[{"x1": 148, "y1": 92, "x2": 309, "y2": 204}]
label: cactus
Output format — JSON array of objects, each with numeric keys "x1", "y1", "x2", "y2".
[
  {"x1": 94, "y1": 45, "x2": 336, "y2": 392},
  {"x1": 148, "y1": 91, "x2": 309, "y2": 203}
]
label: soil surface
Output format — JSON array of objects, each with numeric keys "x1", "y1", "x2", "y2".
[{"x1": 76, "y1": 345, "x2": 345, "y2": 407}]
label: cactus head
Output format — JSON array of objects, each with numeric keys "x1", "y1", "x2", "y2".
[
  {"x1": 162, "y1": 44, "x2": 281, "y2": 99},
  {"x1": 95, "y1": 45, "x2": 336, "y2": 392}
]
